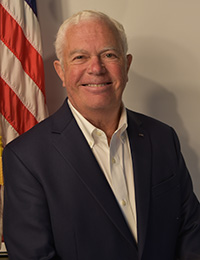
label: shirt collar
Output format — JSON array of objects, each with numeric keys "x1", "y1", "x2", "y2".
[{"x1": 68, "y1": 100, "x2": 128, "y2": 147}]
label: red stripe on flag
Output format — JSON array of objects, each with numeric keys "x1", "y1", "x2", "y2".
[
  {"x1": 0, "y1": 77, "x2": 38, "y2": 135},
  {"x1": 0, "y1": 4, "x2": 45, "y2": 98}
]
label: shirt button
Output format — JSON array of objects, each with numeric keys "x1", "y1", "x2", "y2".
[
  {"x1": 112, "y1": 157, "x2": 116, "y2": 164},
  {"x1": 120, "y1": 199, "x2": 127, "y2": 206},
  {"x1": 96, "y1": 130, "x2": 102, "y2": 136}
]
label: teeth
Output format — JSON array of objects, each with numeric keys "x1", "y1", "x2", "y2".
[
  {"x1": 83, "y1": 82, "x2": 111, "y2": 87},
  {"x1": 88, "y1": 84, "x2": 105, "y2": 87}
]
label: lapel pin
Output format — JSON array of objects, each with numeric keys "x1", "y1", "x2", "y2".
[{"x1": 139, "y1": 133, "x2": 144, "y2": 137}]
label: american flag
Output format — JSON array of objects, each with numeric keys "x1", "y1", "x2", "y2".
[{"x1": 0, "y1": 0, "x2": 48, "y2": 249}]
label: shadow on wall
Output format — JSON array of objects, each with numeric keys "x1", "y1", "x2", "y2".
[
  {"x1": 44, "y1": 55, "x2": 67, "y2": 115},
  {"x1": 37, "y1": 0, "x2": 67, "y2": 115}
]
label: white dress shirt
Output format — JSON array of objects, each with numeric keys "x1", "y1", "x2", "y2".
[{"x1": 68, "y1": 100, "x2": 137, "y2": 241}]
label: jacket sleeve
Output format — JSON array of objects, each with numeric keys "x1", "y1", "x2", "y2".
[{"x1": 3, "y1": 145, "x2": 59, "y2": 260}]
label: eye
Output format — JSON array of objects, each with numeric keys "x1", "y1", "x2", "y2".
[
  {"x1": 74, "y1": 55, "x2": 84, "y2": 60},
  {"x1": 102, "y1": 52, "x2": 119, "y2": 61},
  {"x1": 105, "y1": 53, "x2": 116, "y2": 58},
  {"x1": 71, "y1": 54, "x2": 88, "y2": 64}
]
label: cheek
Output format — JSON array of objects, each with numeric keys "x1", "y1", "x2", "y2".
[
  {"x1": 111, "y1": 65, "x2": 128, "y2": 84},
  {"x1": 108, "y1": 61, "x2": 126, "y2": 74},
  {"x1": 63, "y1": 69, "x2": 78, "y2": 88}
]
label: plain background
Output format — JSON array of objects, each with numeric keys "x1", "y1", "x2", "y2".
[{"x1": 36, "y1": 0, "x2": 200, "y2": 199}]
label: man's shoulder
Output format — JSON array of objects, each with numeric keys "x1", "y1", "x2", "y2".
[
  {"x1": 4, "y1": 100, "x2": 72, "y2": 150},
  {"x1": 127, "y1": 109, "x2": 171, "y2": 130},
  {"x1": 4, "y1": 114, "x2": 53, "y2": 155}
]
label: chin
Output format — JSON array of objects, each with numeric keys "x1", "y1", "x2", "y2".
[{"x1": 87, "y1": 102, "x2": 116, "y2": 112}]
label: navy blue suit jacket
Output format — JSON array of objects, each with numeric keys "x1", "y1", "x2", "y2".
[{"x1": 3, "y1": 99, "x2": 200, "y2": 259}]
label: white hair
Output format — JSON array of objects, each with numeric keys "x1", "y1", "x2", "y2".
[{"x1": 54, "y1": 10, "x2": 128, "y2": 65}]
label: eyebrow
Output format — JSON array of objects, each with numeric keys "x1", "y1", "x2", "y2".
[
  {"x1": 69, "y1": 49, "x2": 88, "y2": 57},
  {"x1": 69, "y1": 47, "x2": 120, "y2": 57},
  {"x1": 100, "y1": 47, "x2": 120, "y2": 54}
]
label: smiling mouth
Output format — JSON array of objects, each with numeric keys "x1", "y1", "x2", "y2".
[{"x1": 82, "y1": 82, "x2": 112, "y2": 87}]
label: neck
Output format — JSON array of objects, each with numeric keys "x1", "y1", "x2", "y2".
[
  {"x1": 83, "y1": 105, "x2": 122, "y2": 144},
  {"x1": 68, "y1": 99, "x2": 123, "y2": 144}
]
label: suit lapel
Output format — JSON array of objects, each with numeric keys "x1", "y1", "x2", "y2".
[
  {"x1": 51, "y1": 101, "x2": 137, "y2": 249},
  {"x1": 127, "y1": 110, "x2": 152, "y2": 259}
]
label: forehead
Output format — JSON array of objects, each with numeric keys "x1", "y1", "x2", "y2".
[{"x1": 65, "y1": 19, "x2": 121, "y2": 50}]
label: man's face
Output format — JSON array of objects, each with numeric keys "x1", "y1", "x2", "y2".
[{"x1": 54, "y1": 19, "x2": 132, "y2": 117}]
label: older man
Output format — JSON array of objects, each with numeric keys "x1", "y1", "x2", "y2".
[{"x1": 3, "y1": 10, "x2": 200, "y2": 260}]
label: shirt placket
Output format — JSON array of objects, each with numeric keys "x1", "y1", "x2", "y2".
[{"x1": 110, "y1": 135, "x2": 129, "y2": 209}]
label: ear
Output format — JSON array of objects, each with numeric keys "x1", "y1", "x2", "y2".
[
  {"x1": 125, "y1": 54, "x2": 132, "y2": 83},
  {"x1": 54, "y1": 60, "x2": 65, "y2": 87},
  {"x1": 126, "y1": 54, "x2": 132, "y2": 72}
]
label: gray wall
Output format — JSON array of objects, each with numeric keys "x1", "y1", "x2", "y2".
[{"x1": 37, "y1": 0, "x2": 200, "y2": 199}]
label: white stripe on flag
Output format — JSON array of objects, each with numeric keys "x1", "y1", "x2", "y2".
[
  {"x1": 1, "y1": 0, "x2": 43, "y2": 55},
  {"x1": 1, "y1": 41, "x2": 48, "y2": 122},
  {"x1": 0, "y1": 114, "x2": 19, "y2": 147}
]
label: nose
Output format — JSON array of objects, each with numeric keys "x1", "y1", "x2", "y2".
[{"x1": 87, "y1": 56, "x2": 106, "y2": 75}]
